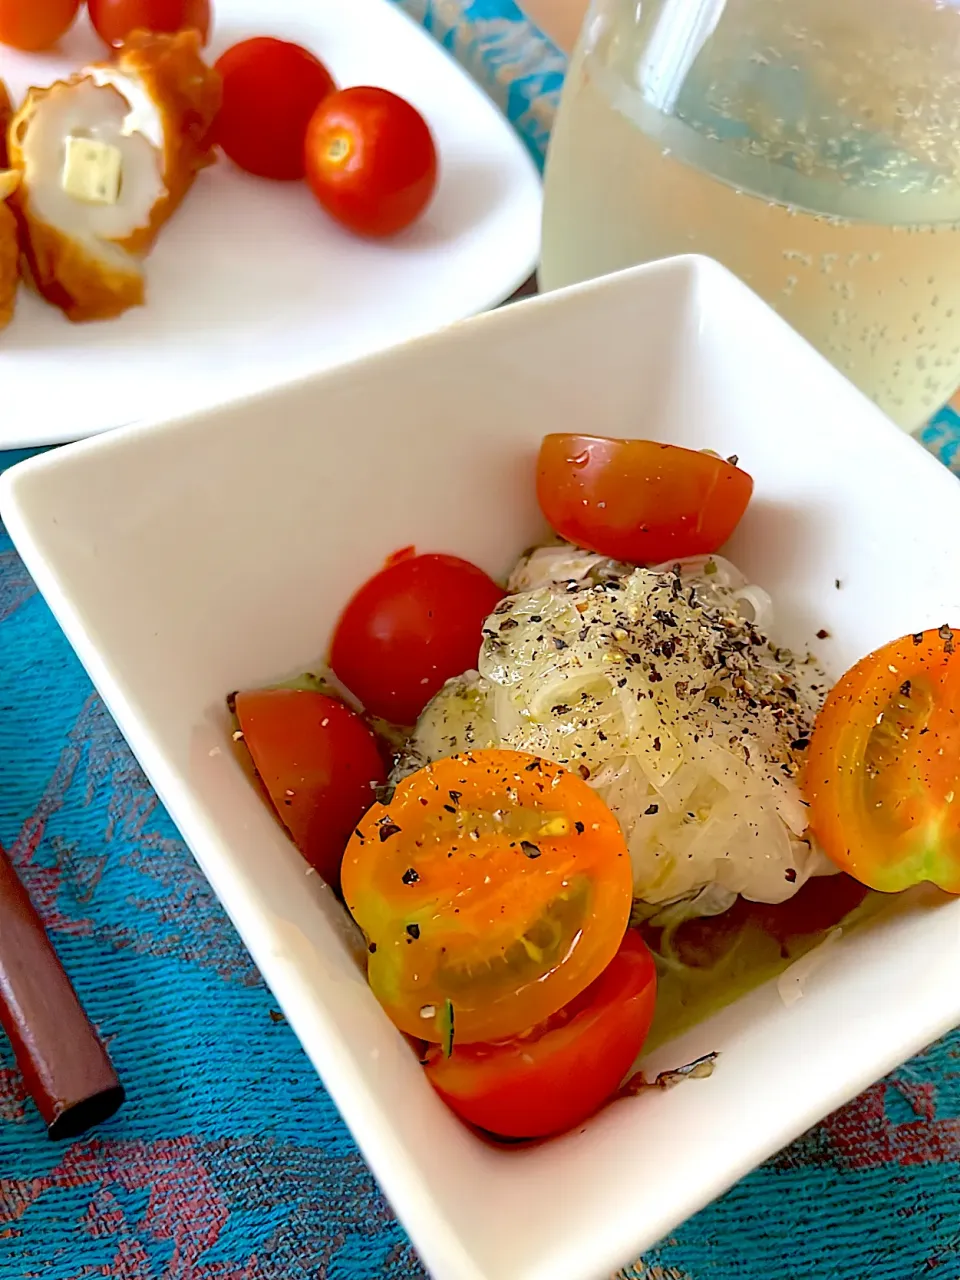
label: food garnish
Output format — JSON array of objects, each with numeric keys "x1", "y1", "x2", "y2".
[
  {"x1": 404, "y1": 550, "x2": 830, "y2": 911},
  {"x1": 8, "y1": 30, "x2": 221, "y2": 321},
  {"x1": 619, "y1": 1050, "x2": 719, "y2": 1096},
  {"x1": 805, "y1": 626, "x2": 960, "y2": 894}
]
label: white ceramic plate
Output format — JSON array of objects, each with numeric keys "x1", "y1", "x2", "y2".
[
  {"x1": 0, "y1": 0, "x2": 541, "y2": 448},
  {"x1": 3, "y1": 257, "x2": 960, "y2": 1280}
]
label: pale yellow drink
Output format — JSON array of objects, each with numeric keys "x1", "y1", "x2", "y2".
[{"x1": 541, "y1": 2, "x2": 960, "y2": 431}]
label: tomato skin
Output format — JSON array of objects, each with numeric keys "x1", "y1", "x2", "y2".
[
  {"x1": 215, "y1": 38, "x2": 337, "y2": 181},
  {"x1": 234, "y1": 688, "x2": 385, "y2": 893},
  {"x1": 341, "y1": 749, "x2": 634, "y2": 1045},
  {"x1": 641, "y1": 872, "x2": 870, "y2": 973},
  {"x1": 305, "y1": 86, "x2": 438, "y2": 237},
  {"x1": 88, "y1": 0, "x2": 211, "y2": 45},
  {"x1": 0, "y1": 0, "x2": 80, "y2": 50},
  {"x1": 329, "y1": 553, "x2": 504, "y2": 725},
  {"x1": 424, "y1": 930, "x2": 656, "y2": 1139},
  {"x1": 805, "y1": 628, "x2": 960, "y2": 895},
  {"x1": 746, "y1": 871, "x2": 870, "y2": 942},
  {"x1": 537, "y1": 435, "x2": 754, "y2": 565}
]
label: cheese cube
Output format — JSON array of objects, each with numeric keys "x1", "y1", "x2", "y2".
[{"x1": 61, "y1": 136, "x2": 122, "y2": 205}]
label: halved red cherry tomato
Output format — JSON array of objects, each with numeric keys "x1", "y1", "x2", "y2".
[
  {"x1": 424, "y1": 929, "x2": 656, "y2": 1139},
  {"x1": 537, "y1": 435, "x2": 754, "y2": 565},
  {"x1": 304, "y1": 86, "x2": 438, "y2": 238},
  {"x1": 234, "y1": 688, "x2": 385, "y2": 893},
  {"x1": 341, "y1": 749, "x2": 633, "y2": 1045},
  {"x1": 0, "y1": 0, "x2": 80, "y2": 50},
  {"x1": 88, "y1": 0, "x2": 210, "y2": 46},
  {"x1": 804, "y1": 627, "x2": 960, "y2": 894},
  {"x1": 329, "y1": 553, "x2": 503, "y2": 725},
  {"x1": 214, "y1": 37, "x2": 336, "y2": 180}
]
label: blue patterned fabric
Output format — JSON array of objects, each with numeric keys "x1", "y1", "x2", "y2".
[
  {"x1": 396, "y1": 0, "x2": 565, "y2": 167},
  {"x1": 918, "y1": 403, "x2": 960, "y2": 476},
  {"x1": 1, "y1": 5, "x2": 959, "y2": 1278}
]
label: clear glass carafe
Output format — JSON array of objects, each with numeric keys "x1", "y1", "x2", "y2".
[{"x1": 541, "y1": 0, "x2": 960, "y2": 430}]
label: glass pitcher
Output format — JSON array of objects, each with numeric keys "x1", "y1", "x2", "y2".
[{"x1": 540, "y1": 0, "x2": 960, "y2": 431}]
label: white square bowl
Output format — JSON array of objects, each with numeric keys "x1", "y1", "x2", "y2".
[{"x1": 3, "y1": 256, "x2": 960, "y2": 1280}]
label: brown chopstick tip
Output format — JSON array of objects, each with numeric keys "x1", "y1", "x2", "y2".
[
  {"x1": 47, "y1": 1083, "x2": 126, "y2": 1141},
  {"x1": 0, "y1": 843, "x2": 125, "y2": 1140}
]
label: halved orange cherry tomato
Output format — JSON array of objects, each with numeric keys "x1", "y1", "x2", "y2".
[
  {"x1": 804, "y1": 627, "x2": 960, "y2": 894},
  {"x1": 536, "y1": 435, "x2": 754, "y2": 565},
  {"x1": 424, "y1": 929, "x2": 656, "y2": 1139},
  {"x1": 341, "y1": 749, "x2": 633, "y2": 1045}
]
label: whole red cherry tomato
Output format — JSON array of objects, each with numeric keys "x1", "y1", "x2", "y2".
[
  {"x1": 215, "y1": 37, "x2": 336, "y2": 181},
  {"x1": 88, "y1": 0, "x2": 211, "y2": 46},
  {"x1": 329, "y1": 553, "x2": 503, "y2": 725},
  {"x1": 0, "y1": 0, "x2": 80, "y2": 50},
  {"x1": 305, "y1": 86, "x2": 438, "y2": 237}
]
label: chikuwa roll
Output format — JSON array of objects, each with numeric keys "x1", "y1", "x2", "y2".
[{"x1": 7, "y1": 30, "x2": 221, "y2": 322}]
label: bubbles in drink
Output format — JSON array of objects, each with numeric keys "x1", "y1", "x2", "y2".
[{"x1": 542, "y1": 31, "x2": 960, "y2": 431}]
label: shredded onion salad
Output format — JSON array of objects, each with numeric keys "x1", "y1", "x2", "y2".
[{"x1": 395, "y1": 545, "x2": 837, "y2": 926}]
